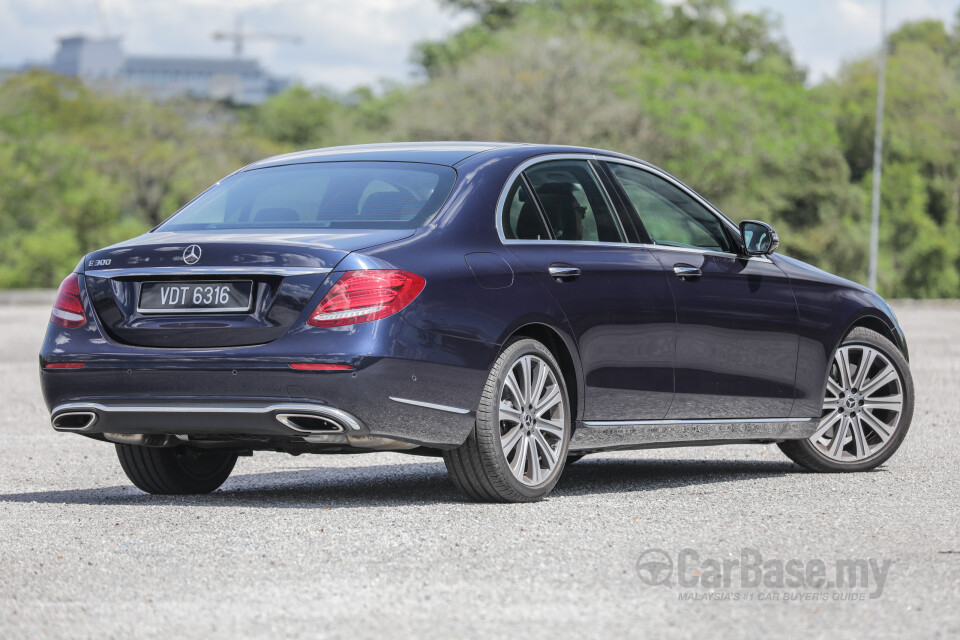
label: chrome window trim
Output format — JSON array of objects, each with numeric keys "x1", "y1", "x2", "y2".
[
  {"x1": 496, "y1": 154, "x2": 773, "y2": 263},
  {"x1": 630, "y1": 243, "x2": 773, "y2": 264},
  {"x1": 496, "y1": 153, "x2": 628, "y2": 245},
  {"x1": 500, "y1": 237, "x2": 771, "y2": 264},
  {"x1": 85, "y1": 266, "x2": 333, "y2": 278}
]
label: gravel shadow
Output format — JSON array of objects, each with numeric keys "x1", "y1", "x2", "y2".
[{"x1": 0, "y1": 456, "x2": 800, "y2": 508}]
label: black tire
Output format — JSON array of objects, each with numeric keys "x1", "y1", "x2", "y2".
[
  {"x1": 778, "y1": 327, "x2": 914, "y2": 472},
  {"x1": 116, "y1": 444, "x2": 238, "y2": 494},
  {"x1": 443, "y1": 338, "x2": 571, "y2": 502}
]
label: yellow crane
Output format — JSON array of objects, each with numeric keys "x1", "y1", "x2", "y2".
[{"x1": 212, "y1": 16, "x2": 301, "y2": 57}]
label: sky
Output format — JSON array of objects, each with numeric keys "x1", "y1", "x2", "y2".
[{"x1": 0, "y1": 0, "x2": 957, "y2": 92}]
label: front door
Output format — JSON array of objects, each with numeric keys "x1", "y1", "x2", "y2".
[{"x1": 603, "y1": 161, "x2": 799, "y2": 419}]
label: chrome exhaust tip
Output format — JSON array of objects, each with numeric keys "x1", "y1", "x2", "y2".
[
  {"x1": 276, "y1": 413, "x2": 346, "y2": 433},
  {"x1": 51, "y1": 411, "x2": 97, "y2": 431}
]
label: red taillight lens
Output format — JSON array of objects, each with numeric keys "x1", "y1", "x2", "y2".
[
  {"x1": 43, "y1": 362, "x2": 85, "y2": 370},
  {"x1": 50, "y1": 273, "x2": 87, "y2": 328},
  {"x1": 289, "y1": 363, "x2": 354, "y2": 371},
  {"x1": 308, "y1": 270, "x2": 425, "y2": 328}
]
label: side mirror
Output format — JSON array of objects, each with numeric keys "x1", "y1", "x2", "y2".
[{"x1": 739, "y1": 220, "x2": 779, "y2": 256}]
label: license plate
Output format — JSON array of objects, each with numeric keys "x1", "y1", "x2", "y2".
[{"x1": 138, "y1": 281, "x2": 253, "y2": 314}]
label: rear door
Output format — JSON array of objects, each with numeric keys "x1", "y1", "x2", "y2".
[
  {"x1": 500, "y1": 157, "x2": 676, "y2": 421},
  {"x1": 602, "y1": 160, "x2": 799, "y2": 419}
]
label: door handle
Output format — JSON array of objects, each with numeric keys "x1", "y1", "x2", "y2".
[
  {"x1": 673, "y1": 264, "x2": 702, "y2": 280},
  {"x1": 548, "y1": 264, "x2": 581, "y2": 280}
]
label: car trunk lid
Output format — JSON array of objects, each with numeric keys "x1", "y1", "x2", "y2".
[{"x1": 82, "y1": 230, "x2": 413, "y2": 348}]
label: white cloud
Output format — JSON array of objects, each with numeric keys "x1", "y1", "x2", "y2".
[
  {"x1": 838, "y1": 0, "x2": 874, "y2": 28},
  {"x1": 737, "y1": 0, "x2": 957, "y2": 82},
  {"x1": 1, "y1": 0, "x2": 958, "y2": 91}
]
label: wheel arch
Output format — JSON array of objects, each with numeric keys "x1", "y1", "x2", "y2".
[
  {"x1": 842, "y1": 312, "x2": 908, "y2": 361},
  {"x1": 807, "y1": 311, "x2": 909, "y2": 420},
  {"x1": 504, "y1": 322, "x2": 583, "y2": 422}
]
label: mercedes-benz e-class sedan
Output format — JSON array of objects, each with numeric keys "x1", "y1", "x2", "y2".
[{"x1": 40, "y1": 142, "x2": 914, "y2": 502}]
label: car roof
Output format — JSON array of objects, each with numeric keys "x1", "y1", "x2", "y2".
[
  {"x1": 245, "y1": 142, "x2": 530, "y2": 169},
  {"x1": 242, "y1": 141, "x2": 651, "y2": 171}
]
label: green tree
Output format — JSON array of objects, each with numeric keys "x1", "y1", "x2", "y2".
[
  {"x1": 824, "y1": 18, "x2": 960, "y2": 296},
  {"x1": 0, "y1": 71, "x2": 273, "y2": 287},
  {"x1": 400, "y1": 1, "x2": 856, "y2": 275}
]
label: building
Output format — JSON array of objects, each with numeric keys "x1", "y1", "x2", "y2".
[{"x1": 46, "y1": 35, "x2": 286, "y2": 104}]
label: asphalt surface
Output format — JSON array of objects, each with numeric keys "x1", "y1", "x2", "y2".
[{"x1": 1, "y1": 302, "x2": 958, "y2": 639}]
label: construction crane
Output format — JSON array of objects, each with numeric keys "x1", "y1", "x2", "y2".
[
  {"x1": 95, "y1": 0, "x2": 110, "y2": 37},
  {"x1": 212, "y1": 16, "x2": 301, "y2": 58}
]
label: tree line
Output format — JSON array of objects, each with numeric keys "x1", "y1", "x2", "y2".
[{"x1": 1, "y1": 0, "x2": 958, "y2": 297}]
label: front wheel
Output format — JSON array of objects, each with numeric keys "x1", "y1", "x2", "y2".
[
  {"x1": 778, "y1": 327, "x2": 914, "y2": 472},
  {"x1": 443, "y1": 338, "x2": 571, "y2": 502},
  {"x1": 116, "y1": 444, "x2": 238, "y2": 494}
]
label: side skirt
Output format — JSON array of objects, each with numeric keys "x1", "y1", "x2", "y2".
[{"x1": 569, "y1": 418, "x2": 818, "y2": 454}]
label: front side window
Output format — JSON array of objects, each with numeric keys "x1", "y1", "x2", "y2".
[
  {"x1": 606, "y1": 163, "x2": 734, "y2": 252},
  {"x1": 523, "y1": 160, "x2": 624, "y2": 243},
  {"x1": 158, "y1": 161, "x2": 457, "y2": 231}
]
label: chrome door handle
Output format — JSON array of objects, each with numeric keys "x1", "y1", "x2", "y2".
[
  {"x1": 548, "y1": 265, "x2": 581, "y2": 280},
  {"x1": 673, "y1": 265, "x2": 702, "y2": 280}
]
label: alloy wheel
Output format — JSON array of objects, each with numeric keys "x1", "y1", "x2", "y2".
[
  {"x1": 812, "y1": 344, "x2": 905, "y2": 462},
  {"x1": 497, "y1": 354, "x2": 566, "y2": 486}
]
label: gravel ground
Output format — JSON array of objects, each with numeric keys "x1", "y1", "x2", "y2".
[{"x1": 1, "y1": 302, "x2": 958, "y2": 639}]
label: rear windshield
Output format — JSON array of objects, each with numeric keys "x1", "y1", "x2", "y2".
[{"x1": 157, "y1": 161, "x2": 457, "y2": 231}]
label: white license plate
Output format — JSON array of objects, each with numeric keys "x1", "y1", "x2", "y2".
[{"x1": 138, "y1": 281, "x2": 253, "y2": 313}]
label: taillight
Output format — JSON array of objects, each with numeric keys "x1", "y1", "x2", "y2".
[
  {"x1": 289, "y1": 363, "x2": 355, "y2": 371},
  {"x1": 50, "y1": 273, "x2": 87, "y2": 328},
  {"x1": 308, "y1": 270, "x2": 425, "y2": 328}
]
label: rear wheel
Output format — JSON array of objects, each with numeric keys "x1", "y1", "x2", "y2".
[
  {"x1": 443, "y1": 338, "x2": 571, "y2": 502},
  {"x1": 778, "y1": 327, "x2": 914, "y2": 472},
  {"x1": 116, "y1": 444, "x2": 238, "y2": 494}
]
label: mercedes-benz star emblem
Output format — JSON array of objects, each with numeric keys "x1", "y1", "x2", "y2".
[{"x1": 182, "y1": 244, "x2": 202, "y2": 265}]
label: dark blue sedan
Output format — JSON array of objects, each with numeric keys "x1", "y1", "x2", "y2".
[{"x1": 40, "y1": 142, "x2": 915, "y2": 502}]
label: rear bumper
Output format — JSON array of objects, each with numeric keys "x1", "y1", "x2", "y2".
[
  {"x1": 40, "y1": 315, "x2": 497, "y2": 449},
  {"x1": 51, "y1": 401, "x2": 364, "y2": 437}
]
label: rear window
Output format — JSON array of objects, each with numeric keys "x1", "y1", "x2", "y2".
[{"x1": 157, "y1": 161, "x2": 457, "y2": 231}]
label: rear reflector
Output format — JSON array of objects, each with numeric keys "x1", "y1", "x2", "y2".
[
  {"x1": 44, "y1": 362, "x2": 85, "y2": 369},
  {"x1": 289, "y1": 363, "x2": 355, "y2": 371},
  {"x1": 50, "y1": 273, "x2": 87, "y2": 328},
  {"x1": 308, "y1": 270, "x2": 425, "y2": 328}
]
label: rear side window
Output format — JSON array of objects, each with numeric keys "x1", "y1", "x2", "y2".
[
  {"x1": 524, "y1": 160, "x2": 624, "y2": 243},
  {"x1": 502, "y1": 179, "x2": 551, "y2": 240},
  {"x1": 158, "y1": 162, "x2": 457, "y2": 231},
  {"x1": 606, "y1": 163, "x2": 733, "y2": 252}
]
